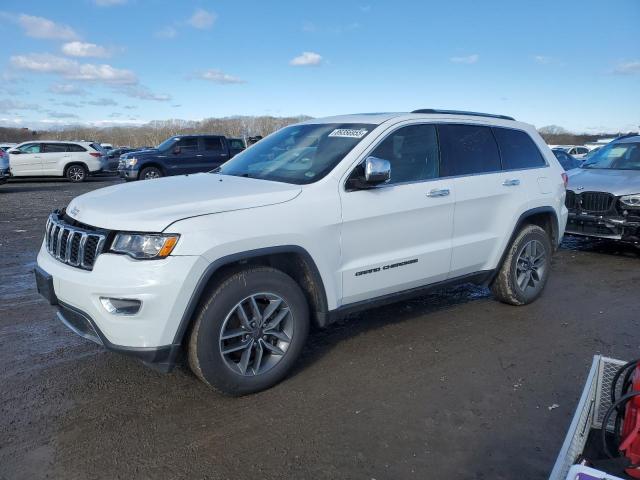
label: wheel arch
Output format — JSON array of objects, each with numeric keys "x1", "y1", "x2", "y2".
[
  {"x1": 172, "y1": 245, "x2": 330, "y2": 346},
  {"x1": 138, "y1": 162, "x2": 166, "y2": 178},
  {"x1": 489, "y1": 206, "x2": 559, "y2": 285}
]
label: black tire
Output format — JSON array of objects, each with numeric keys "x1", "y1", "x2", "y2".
[
  {"x1": 65, "y1": 164, "x2": 88, "y2": 183},
  {"x1": 139, "y1": 166, "x2": 162, "y2": 180},
  {"x1": 188, "y1": 267, "x2": 310, "y2": 395},
  {"x1": 491, "y1": 224, "x2": 553, "y2": 306}
]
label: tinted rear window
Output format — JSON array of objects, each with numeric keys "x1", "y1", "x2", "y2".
[
  {"x1": 43, "y1": 143, "x2": 67, "y2": 153},
  {"x1": 203, "y1": 137, "x2": 223, "y2": 151},
  {"x1": 67, "y1": 144, "x2": 87, "y2": 152},
  {"x1": 493, "y1": 127, "x2": 546, "y2": 170},
  {"x1": 438, "y1": 124, "x2": 501, "y2": 176}
]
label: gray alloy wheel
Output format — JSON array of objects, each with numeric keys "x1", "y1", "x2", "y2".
[
  {"x1": 66, "y1": 165, "x2": 87, "y2": 182},
  {"x1": 491, "y1": 224, "x2": 552, "y2": 306},
  {"x1": 140, "y1": 167, "x2": 162, "y2": 180},
  {"x1": 219, "y1": 293, "x2": 294, "y2": 376},
  {"x1": 515, "y1": 239, "x2": 547, "y2": 295}
]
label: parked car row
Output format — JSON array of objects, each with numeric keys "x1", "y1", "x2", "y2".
[{"x1": 0, "y1": 136, "x2": 247, "y2": 183}]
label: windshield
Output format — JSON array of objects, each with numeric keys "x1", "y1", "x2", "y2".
[
  {"x1": 217, "y1": 123, "x2": 375, "y2": 184},
  {"x1": 157, "y1": 137, "x2": 178, "y2": 151},
  {"x1": 581, "y1": 141, "x2": 640, "y2": 170}
]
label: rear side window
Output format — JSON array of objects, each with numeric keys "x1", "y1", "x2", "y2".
[
  {"x1": 203, "y1": 137, "x2": 223, "y2": 151},
  {"x1": 493, "y1": 127, "x2": 546, "y2": 170},
  {"x1": 67, "y1": 144, "x2": 87, "y2": 152},
  {"x1": 43, "y1": 143, "x2": 67, "y2": 153},
  {"x1": 230, "y1": 139, "x2": 245, "y2": 149},
  {"x1": 438, "y1": 124, "x2": 501, "y2": 176}
]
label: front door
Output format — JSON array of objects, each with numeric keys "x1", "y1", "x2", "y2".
[
  {"x1": 166, "y1": 137, "x2": 200, "y2": 175},
  {"x1": 10, "y1": 143, "x2": 43, "y2": 176},
  {"x1": 339, "y1": 124, "x2": 455, "y2": 305}
]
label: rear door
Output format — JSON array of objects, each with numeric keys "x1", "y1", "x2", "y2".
[
  {"x1": 339, "y1": 123, "x2": 455, "y2": 304},
  {"x1": 439, "y1": 124, "x2": 528, "y2": 277},
  {"x1": 200, "y1": 136, "x2": 229, "y2": 170},
  {"x1": 10, "y1": 143, "x2": 43, "y2": 176},
  {"x1": 41, "y1": 143, "x2": 68, "y2": 175}
]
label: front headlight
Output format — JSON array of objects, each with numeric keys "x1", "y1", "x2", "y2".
[
  {"x1": 111, "y1": 233, "x2": 179, "y2": 259},
  {"x1": 126, "y1": 157, "x2": 138, "y2": 167},
  {"x1": 620, "y1": 194, "x2": 640, "y2": 208}
]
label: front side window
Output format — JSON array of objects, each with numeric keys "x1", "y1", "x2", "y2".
[
  {"x1": 43, "y1": 143, "x2": 67, "y2": 153},
  {"x1": 368, "y1": 124, "x2": 439, "y2": 184},
  {"x1": 177, "y1": 137, "x2": 198, "y2": 151},
  {"x1": 18, "y1": 143, "x2": 41, "y2": 154},
  {"x1": 218, "y1": 123, "x2": 375, "y2": 185},
  {"x1": 493, "y1": 127, "x2": 546, "y2": 170},
  {"x1": 581, "y1": 142, "x2": 640, "y2": 170},
  {"x1": 438, "y1": 124, "x2": 501, "y2": 176}
]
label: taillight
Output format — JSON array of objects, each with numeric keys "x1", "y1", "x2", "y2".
[
  {"x1": 0, "y1": 150, "x2": 4, "y2": 158},
  {"x1": 561, "y1": 172, "x2": 568, "y2": 189},
  {"x1": 89, "y1": 152, "x2": 101, "y2": 157}
]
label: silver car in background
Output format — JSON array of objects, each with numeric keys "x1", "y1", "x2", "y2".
[{"x1": 565, "y1": 135, "x2": 640, "y2": 244}]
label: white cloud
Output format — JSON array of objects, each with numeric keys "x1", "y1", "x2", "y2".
[
  {"x1": 17, "y1": 14, "x2": 78, "y2": 40},
  {"x1": 613, "y1": 60, "x2": 640, "y2": 75},
  {"x1": 11, "y1": 54, "x2": 137, "y2": 85},
  {"x1": 198, "y1": 69, "x2": 245, "y2": 84},
  {"x1": 0, "y1": 99, "x2": 41, "y2": 112},
  {"x1": 534, "y1": 55, "x2": 553, "y2": 64},
  {"x1": 290, "y1": 51, "x2": 322, "y2": 66},
  {"x1": 94, "y1": 0, "x2": 127, "y2": 6},
  {"x1": 188, "y1": 9, "x2": 216, "y2": 29},
  {"x1": 85, "y1": 98, "x2": 118, "y2": 106},
  {"x1": 45, "y1": 111, "x2": 79, "y2": 119},
  {"x1": 48, "y1": 83, "x2": 87, "y2": 95},
  {"x1": 116, "y1": 85, "x2": 171, "y2": 102},
  {"x1": 450, "y1": 54, "x2": 479, "y2": 64},
  {"x1": 155, "y1": 26, "x2": 177, "y2": 39},
  {"x1": 62, "y1": 41, "x2": 111, "y2": 58}
]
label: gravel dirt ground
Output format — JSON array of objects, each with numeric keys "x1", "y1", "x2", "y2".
[{"x1": 1, "y1": 177, "x2": 639, "y2": 480}]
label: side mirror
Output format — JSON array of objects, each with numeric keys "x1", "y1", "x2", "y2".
[
  {"x1": 173, "y1": 146, "x2": 181, "y2": 155},
  {"x1": 364, "y1": 156, "x2": 391, "y2": 185},
  {"x1": 8, "y1": 149, "x2": 20, "y2": 154}
]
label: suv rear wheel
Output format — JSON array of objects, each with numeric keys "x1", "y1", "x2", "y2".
[
  {"x1": 139, "y1": 166, "x2": 162, "y2": 180},
  {"x1": 188, "y1": 267, "x2": 310, "y2": 395},
  {"x1": 66, "y1": 164, "x2": 88, "y2": 182},
  {"x1": 491, "y1": 224, "x2": 552, "y2": 306}
]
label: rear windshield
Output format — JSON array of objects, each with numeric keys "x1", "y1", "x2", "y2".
[
  {"x1": 89, "y1": 143, "x2": 105, "y2": 153},
  {"x1": 218, "y1": 123, "x2": 375, "y2": 184}
]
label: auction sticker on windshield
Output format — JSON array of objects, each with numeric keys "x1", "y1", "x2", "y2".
[{"x1": 328, "y1": 128, "x2": 368, "y2": 139}]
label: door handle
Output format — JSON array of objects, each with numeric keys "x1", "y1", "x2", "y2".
[
  {"x1": 426, "y1": 188, "x2": 450, "y2": 198},
  {"x1": 502, "y1": 179, "x2": 520, "y2": 186},
  {"x1": 220, "y1": 153, "x2": 229, "y2": 157},
  {"x1": 196, "y1": 154, "x2": 203, "y2": 157}
]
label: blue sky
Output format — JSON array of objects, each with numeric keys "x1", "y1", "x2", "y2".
[{"x1": 0, "y1": 0, "x2": 638, "y2": 133}]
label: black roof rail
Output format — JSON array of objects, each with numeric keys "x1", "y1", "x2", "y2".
[{"x1": 410, "y1": 109, "x2": 515, "y2": 121}]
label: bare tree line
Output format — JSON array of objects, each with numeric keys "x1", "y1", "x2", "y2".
[
  {"x1": 0, "y1": 115, "x2": 311, "y2": 147},
  {"x1": 0, "y1": 117, "x2": 634, "y2": 148}
]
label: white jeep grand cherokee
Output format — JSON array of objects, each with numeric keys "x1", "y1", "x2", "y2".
[{"x1": 35, "y1": 110, "x2": 569, "y2": 395}]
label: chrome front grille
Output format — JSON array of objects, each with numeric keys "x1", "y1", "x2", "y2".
[{"x1": 45, "y1": 214, "x2": 107, "y2": 270}]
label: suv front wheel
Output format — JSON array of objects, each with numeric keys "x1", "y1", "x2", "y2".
[
  {"x1": 491, "y1": 224, "x2": 552, "y2": 306},
  {"x1": 188, "y1": 267, "x2": 310, "y2": 395}
]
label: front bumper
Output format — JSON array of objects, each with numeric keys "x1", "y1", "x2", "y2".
[
  {"x1": 36, "y1": 241, "x2": 210, "y2": 361},
  {"x1": 565, "y1": 211, "x2": 640, "y2": 242},
  {"x1": 0, "y1": 167, "x2": 10, "y2": 184},
  {"x1": 118, "y1": 167, "x2": 138, "y2": 180}
]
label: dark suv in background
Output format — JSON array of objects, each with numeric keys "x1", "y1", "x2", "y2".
[{"x1": 118, "y1": 134, "x2": 246, "y2": 181}]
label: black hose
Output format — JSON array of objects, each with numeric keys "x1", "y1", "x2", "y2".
[
  {"x1": 611, "y1": 359, "x2": 640, "y2": 405},
  {"x1": 601, "y1": 391, "x2": 640, "y2": 459}
]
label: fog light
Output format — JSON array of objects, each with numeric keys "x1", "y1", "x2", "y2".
[{"x1": 100, "y1": 297, "x2": 141, "y2": 315}]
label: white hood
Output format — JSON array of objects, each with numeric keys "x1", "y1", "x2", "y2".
[{"x1": 65, "y1": 173, "x2": 302, "y2": 232}]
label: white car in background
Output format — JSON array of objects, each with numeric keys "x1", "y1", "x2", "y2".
[
  {"x1": 553, "y1": 145, "x2": 590, "y2": 159},
  {"x1": 8, "y1": 140, "x2": 107, "y2": 182}
]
